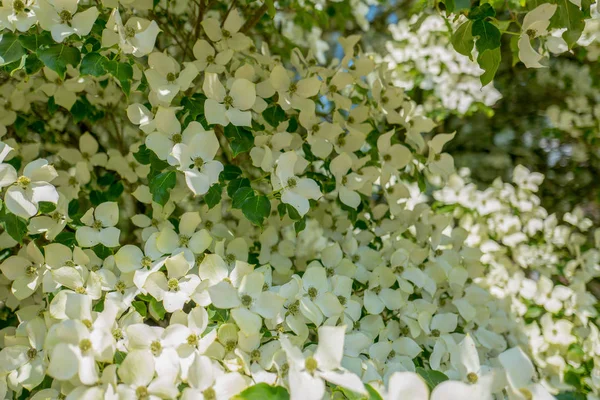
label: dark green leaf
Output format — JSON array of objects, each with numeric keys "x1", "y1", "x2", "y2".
[
  {"x1": 262, "y1": 105, "x2": 286, "y2": 127},
  {"x1": 232, "y1": 187, "x2": 255, "y2": 209},
  {"x1": 416, "y1": 367, "x2": 449, "y2": 390},
  {"x1": 37, "y1": 44, "x2": 81, "y2": 79},
  {"x1": 223, "y1": 125, "x2": 254, "y2": 157},
  {"x1": 24, "y1": 54, "x2": 44, "y2": 75},
  {"x1": 103, "y1": 60, "x2": 133, "y2": 95},
  {"x1": 294, "y1": 217, "x2": 306, "y2": 233},
  {"x1": 205, "y1": 183, "x2": 222, "y2": 209},
  {"x1": 2, "y1": 212, "x2": 28, "y2": 243},
  {"x1": 80, "y1": 52, "x2": 107, "y2": 77},
  {"x1": 149, "y1": 170, "x2": 176, "y2": 206},
  {"x1": 38, "y1": 202, "x2": 56, "y2": 214},
  {"x1": 472, "y1": 20, "x2": 501, "y2": 53},
  {"x1": 133, "y1": 144, "x2": 152, "y2": 165},
  {"x1": 92, "y1": 244, "x2": 113, "y2": 258},
  {"x1": 233, "y1": 383, "x2": 289, "y2": 400},
  {"x1": 227, "y1": 178, "x2": 251, "y2": 198},
  {"x1": 242, "y1": 195, "x2": 270, "y2": 226},
  {"x1": 468, "y1": 3, "x2": 495, "y2": 19},
  {"x1": 0, "y1": 33, "x2": 25, "y2": 66},
  {"x1": 54, "y1": 231, "x2": 76, "y2": 247},
  {"x1": 18, "y1": 32, "x2": 53, "y2": 52},
  {"x1": 107, "y1": 181, "x2": 124, "y2": 200},
  {"x1": 221, "y1": 165, "x2": 243, "y2": 181},
  {"x1": 551, "y1": 0, "x2": 585, "y2": 48}
]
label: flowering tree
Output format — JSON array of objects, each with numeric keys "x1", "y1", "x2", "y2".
[{"x1": 0, "y1": 0, "x2": 599, "y2": 399}]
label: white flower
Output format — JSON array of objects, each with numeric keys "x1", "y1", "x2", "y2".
[
  {"x1": 330, "y1": 152, "x2": 363, "y2": 209},
  {"x1": 203, "y1": 73, "x2": 256, "y2": 127},
  {"x1": 273, "y1": 151, "x2": 322, "y2": 216},
  {"x1": 75, "y1": 202, "x2": 121, "y2": 247},
  {"x1": 518, "y1": 4, "x2": 558, "y2": 68},
  {"x1": 4, "y1": 159, "x2": 59, "y2": 219},
  {"x1": 201, "y1": 10, "x2": 251, "y2": 51},
  {"x1": 36, "y1": 0, "x2": 99, "y2": 43},
  {"x1": 144, "y1": 252, "x2": 200, "y2": 312},
  {"x1": 280, "y1": 325, "x2": 366, "y2": 400},
  {"x1": 208, "y1": 271, "x2": 285, "y2": 335},
  {"x1": 269, "y1": 65, "x2": 321, "y2": 111},
  {"x1": 103, "y1": 9, "x2": 160, "y2": 57},
  {"x1": 182, "y1": 353, "x2": 248, "y2": 400},
  {"x1": 193, "y1": 39, "x2": 233, "y2": 73},
  {"x1": 171, "y1": 122, "x2": 224, "y2": 196},
  {"x1": 0, "y1": 0, "x2": 37, "y2": 32},
  {"x1": 498, "y1": 347, "x2": 555, "y2": 400},
  {"x1": 146, "y1": 52, "x2": 198, "y2": 105}
]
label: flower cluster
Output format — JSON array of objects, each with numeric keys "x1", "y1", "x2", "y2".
[{"x1": 0, "y1": 1, "x2": 597, "y2": 400}]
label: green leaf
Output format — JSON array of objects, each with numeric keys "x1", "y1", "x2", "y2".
[
  {"x1": 18, "y1": 32, "x2": 53, "y2": 52},
  {"x1": 80, "y1": 52, "x2": 107, "y2": 77},
  {"x1": 477, "y1": 47, "x2": 501, "y2": 86},
  {"x1": 24, "y1": 54, "x2": 44, "y2": 75},
  {"x1": 205, "y1": 183, "x2": 222, "y2": 209},
  {"x1": 468, "y1": 3, "x2": 495, "y2": 19},
  {"x1": 472, "y1": 20, "x2": 501, "y2": 53},
  {"x1": 524, "y1": 305, "x2": 544, "y2": 320},
  {"x1": 149, "y1": 298, "x2": 166, "y2": 320},
  {"x1": 2, "y1": 212, "x2": 28, "y2": 243},
  {"x1": 242, "y1": 195, "x2": 271, "y2": 226},
  {"x1": 451, "y1": 21, "x2": 474, "y2": 59},
  {"x1": 232, "y1": 187, "x2": 255, "y2": 209},
  {"x1": 551, "y1": 0, "x2": 585, "y2": 48},
  {"x1": 149, "y1": 170, "x2": 176, "y2": 206},
  {"x1": 0, "y1": 33, "x2": 25, "y2": 66},
  {"x1": 37, "y1": 44, "x2": 81, "y2": 79},
  {"x1": 223, "y1": 125, "x2": 254, "y2": 157},
  {"x1": 365, "y1": 384, "x2": 383, "y2": 400},
  {"x1": 556, "y1": 392, "x2": 586, "y2": 400},
  {"x1": 103, "y1": 60, "x2": 133, "y2": 95},
  {"x1": 453, "y1": 0, "x2": 471, "y2": 12},
  {"x1": 227, "y1": 178, "x2": 251, "y2": 198},
  {"x1": 266, "y1": 0, "x2": 276, "y2": 18},
  {"x1": 233, "y1": 383, "x2": 289, "y2": 400},
  {"x1": 133, "y1": 144, "x2": 152, "y2": 165},
  {"x1": 38, "y1": 202, "x2": 56, "y2": 214},
  {"x1": 286, "y1": 204, "x2": 302, "y2": 220},
  {"x1": 416, "y1": 367, "x2": 449, "y2": 391},
  {"x1": 132, "y1": 300, "x2": 148, "y2": 317},
  {"x1": 113, "y1": 350, "x2": 127, "y2": 365},
  {"x1": 294, "y1": 217, "x2": 306, "y2": 233},
  {"x1": 221, "y1": 165, "x2": 243, "y2": 181},
  {"x1": 54, "y1": 231, "x2": 76, "y2": 247},
  {"x1": 262, "y1": 105, "x2": 286, "y2": 127}
]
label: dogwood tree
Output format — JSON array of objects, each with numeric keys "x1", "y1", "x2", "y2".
[{"x1": 0, "y1": 0, "x2": 599, "y2": 399}]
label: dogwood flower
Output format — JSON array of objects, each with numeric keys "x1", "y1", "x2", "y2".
[
  {"x1": 0, "y1": 0, "x2": 37, "y2": 32},
  {"x1": 518, "y1": 4, "x2": 558, "y2": 68},
  {"x1": 171, "y1": 122, "x2": 224, "y2": 195},
  {"x1": 272, "y1": 151, "x2": 322, "y2": 216},
  {"x1": 36, "y1": 0, "x2": 99, "y2": 43},
  {"x1": 4, "y1": 159, "x2": 59, "y2": 219},
  {"x1": 280, "y1": 325, "x2": 366, "y2": 400},
  {"x1": 75, "y1": 202, "x2": 121, "y2": 247},
  {"x1": 203, "y1": 73, "x2": 256, "y2": 126}
]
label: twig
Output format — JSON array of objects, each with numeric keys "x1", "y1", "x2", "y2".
[{"x1": 241, "y1": 3, "x2": 269, "y2": 34}]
